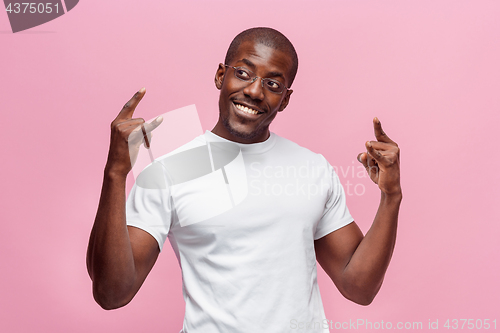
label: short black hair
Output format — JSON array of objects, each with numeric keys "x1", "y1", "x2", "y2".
[{"x1": 224, "y1": 27, "x2": 299, "y2": 87}]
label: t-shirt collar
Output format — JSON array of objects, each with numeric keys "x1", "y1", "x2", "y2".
[{"x1": 203, "y1": 130, "x2": 276, "y2": 154}]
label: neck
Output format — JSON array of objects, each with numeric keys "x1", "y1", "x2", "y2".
[{"x1": 211, "y1": 122, "x2": 270, "y2": 144}]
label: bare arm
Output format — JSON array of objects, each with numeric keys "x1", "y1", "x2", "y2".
[
  {"x1": 86, "y1": 88, "x2": 163, "y2": 310},
  {"x1": 315, "y1": 117, "x2": 401, "y2": 305}
]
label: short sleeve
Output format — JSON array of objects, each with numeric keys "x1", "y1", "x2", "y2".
[
  {"x1": 126, "y1": 182, "x2": 172, "y2": 252},
  {"x1": 314, "y1": 161, "x2": 354, "y2": 240}
]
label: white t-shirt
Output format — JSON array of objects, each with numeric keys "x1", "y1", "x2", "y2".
[{"x1": 126, "y1": 131, "x2": 354, "y2": 333}]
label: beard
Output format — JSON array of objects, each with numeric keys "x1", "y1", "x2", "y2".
[{"x1": 221, "y1": 113, "x2": 267, "y2": 142}]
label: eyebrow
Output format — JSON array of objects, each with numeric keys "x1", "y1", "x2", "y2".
[{"x1": 238, "y1": 58, "x2": 286, "y2": 82}]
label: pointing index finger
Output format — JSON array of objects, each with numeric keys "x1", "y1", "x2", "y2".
[
  {"x1": 373, "y1": 117, "x2": 395, "y2": 144},
  {"x1": 117, "y1": 87, "x2": 146, "y2": 120}
]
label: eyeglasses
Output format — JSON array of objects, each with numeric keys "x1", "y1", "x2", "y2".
[{"x1": 224, "y1": 65, "x2": 289, "y2": 94}]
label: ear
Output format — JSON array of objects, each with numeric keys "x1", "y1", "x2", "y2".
[
  {"x1": 214, "y1": 63, "x2": 226, "y2": 90},
  {"x1": 278, "y1": 89, "x2": 293, "y2": 112}
]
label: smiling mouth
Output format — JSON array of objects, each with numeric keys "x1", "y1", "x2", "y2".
[{"x1": 234, "y1": 102, "x2": 263, "y2": 115}]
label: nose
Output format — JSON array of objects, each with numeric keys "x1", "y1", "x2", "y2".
[{"x1": 243, "y1": 77, "x2": 265, "y2": 101}]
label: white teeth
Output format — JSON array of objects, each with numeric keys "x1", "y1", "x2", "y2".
[{"x1": 235, "y1": 103, "x2": 259, "y2": 115}]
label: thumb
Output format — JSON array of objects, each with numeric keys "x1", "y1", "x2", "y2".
[{"x1": 357, "y1": 152, "x2": 369, "y2": 169}]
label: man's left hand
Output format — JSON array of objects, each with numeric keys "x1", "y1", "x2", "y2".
[{"x1": 357, "y1": 117, "x2": 401, "y2": 196}]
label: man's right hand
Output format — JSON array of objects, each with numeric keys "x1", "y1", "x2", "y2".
[
  {"x1": 106, "y1": 87, "x2": 163, "y2": 177},
  {"x1": 87, "y1": 88, "x2": 163, "y2": 310}
]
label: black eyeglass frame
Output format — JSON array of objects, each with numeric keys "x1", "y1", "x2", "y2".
[{"x1": 224, "y1": 65, "x2": 290, "y2": 94}]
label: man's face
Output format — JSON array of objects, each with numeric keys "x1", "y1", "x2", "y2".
[{"x1": 212, "y1": 41, "x2": 294, "y2": 144}]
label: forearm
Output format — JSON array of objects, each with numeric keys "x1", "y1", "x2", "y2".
[
  {"x1": 342, "y1": 191, "x2": 402, "y2": 304},
  {"x1": 86, "y1": 169, "x2": 137, "y2": 308}
]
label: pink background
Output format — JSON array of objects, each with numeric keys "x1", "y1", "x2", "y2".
[{"x1": 1, "y1": 0, "x2": 499, "y2": 332}]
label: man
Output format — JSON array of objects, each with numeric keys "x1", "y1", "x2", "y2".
[{"x1": 86, "y1": 27, "x2": 402, "y2": 332}]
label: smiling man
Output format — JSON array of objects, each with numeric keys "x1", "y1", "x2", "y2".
[{"x1": 87, "y1": 27, "x2": 402, "y2": 333}]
